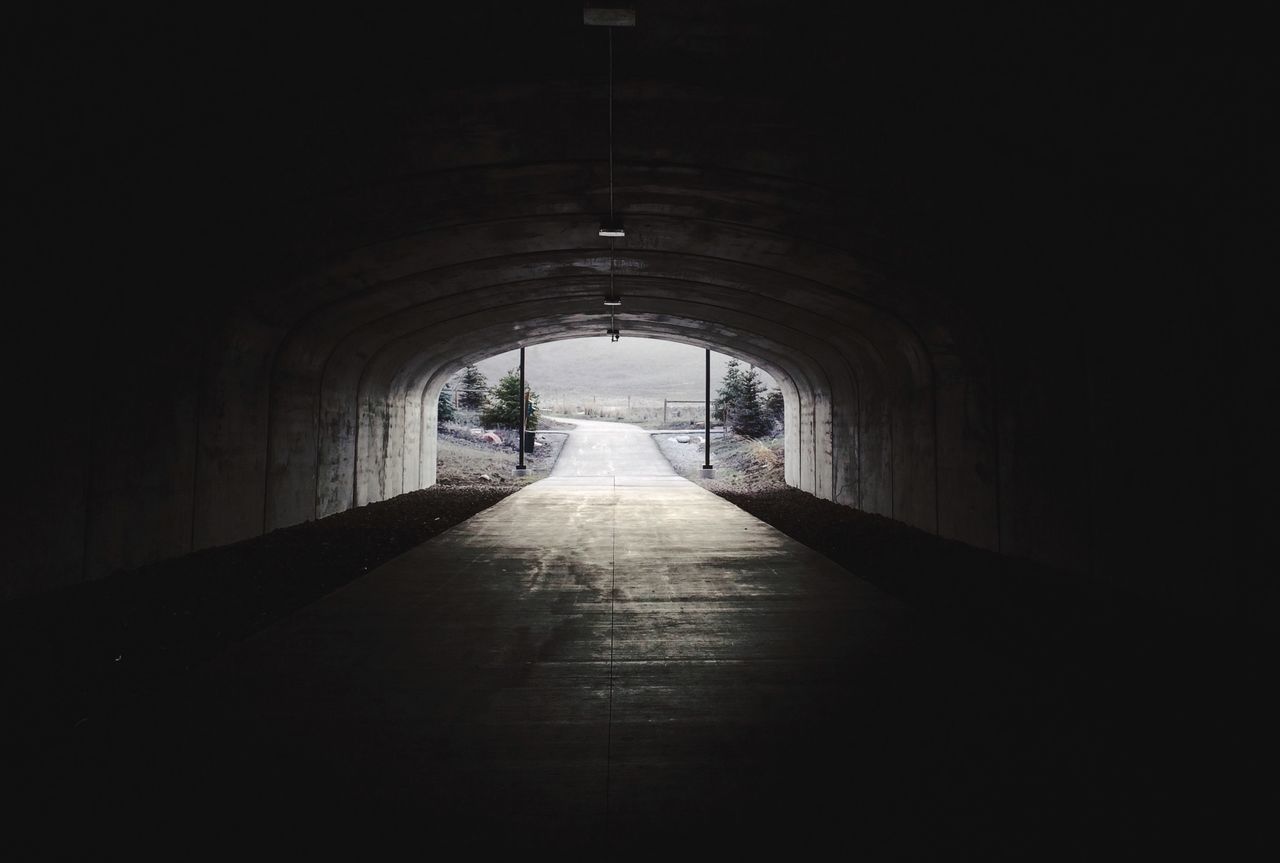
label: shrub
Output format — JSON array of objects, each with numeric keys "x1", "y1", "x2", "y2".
[{"x1": 480, "y1": 369, "x2": 540, "y2": 430}]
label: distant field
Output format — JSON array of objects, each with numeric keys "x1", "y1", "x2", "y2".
[{"x1": 470, "y1": 337, "x2": 777, "y2": 406}]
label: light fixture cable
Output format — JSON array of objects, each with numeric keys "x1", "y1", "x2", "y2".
[
  {"x1": 609, "y1": 25, "x2": 614, "y2": 226},
  {"x1": 605, "y1": 25, "x2": 622, "y2": 335}
]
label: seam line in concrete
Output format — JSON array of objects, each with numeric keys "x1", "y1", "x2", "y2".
[{"x1": 605, "y1": 474, "x2": 617, "y2": 826}]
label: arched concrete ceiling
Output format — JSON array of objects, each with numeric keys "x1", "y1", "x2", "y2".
[{"x1": 8, "y1": 0, "x2": 1261, "y2": 615}]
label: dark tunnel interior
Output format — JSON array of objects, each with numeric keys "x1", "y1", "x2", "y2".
[{"x1": 4, "y1": 1, "x2": 1273, "y2": 853}]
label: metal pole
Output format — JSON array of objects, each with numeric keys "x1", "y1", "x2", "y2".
[
  {"x1": 518, "y1": 346, "x2": 527, "y2": 470},
  {"x1": 703, "y1": 348, "x2": 713, "y2": 470}
]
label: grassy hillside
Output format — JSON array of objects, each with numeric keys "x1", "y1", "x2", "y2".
[{"x1": 470, "y1": 338, "x2": 777, "y2": 409}]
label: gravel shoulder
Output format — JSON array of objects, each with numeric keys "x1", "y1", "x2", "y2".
[
  {"x1": 652, "y1": 431, "x2": 1267, "y2": 813},
  {"x1": 2, "y1": 430, "x2": 567, "y2": 750},
  {"x1": 656, "y1": 431, "x2": 1159, "y2": 667}
]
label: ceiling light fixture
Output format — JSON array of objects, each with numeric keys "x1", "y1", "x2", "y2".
[
  {"x1": 601, "y1": 24, "x2": 621, "y2": 241},
  {"x1": 583, "y1": 7, "x2": 636, "y2": 27},
  {"x1": 585, "y1": 10, "x2": 635, "y2": 338}
]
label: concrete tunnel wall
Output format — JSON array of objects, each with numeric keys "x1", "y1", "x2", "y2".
[
  {"x1": 0, "y1": 157, "x2": 1171, "y2": 605},
  {"x1": 8, "y1": 4, "x2": 1257, "y2": 621},
  {"x1": 3, "y1": 217, "x2": 997, "y2": 606}
]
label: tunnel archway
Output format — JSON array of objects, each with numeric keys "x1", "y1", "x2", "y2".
[
  {"x1": 255, "y1": 237, "x2": 957, "y2": 542},
  {"x1": 10, "y1": 83, "x2": 1027, "y2": 597},
  {"x1": 8, "y1": 1, "x2": 1253, "y2": 625}
]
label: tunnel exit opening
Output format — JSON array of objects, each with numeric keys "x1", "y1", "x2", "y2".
[{"x1": 429, "y1": 336, "x2": 784, "y2": 486}]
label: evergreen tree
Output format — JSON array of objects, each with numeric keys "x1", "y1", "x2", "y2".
[
  {"x1": 457, "y1": 365, "x2": 488, "y2": 410},
  {"x1": 764, "y1": 388, "x2": 784, "y2": 424},
  {"x1": 714, "y1": 359, "x2": 746, "y2": 421},
  {"x1": 480, "y1": 369, "x2": 540, "y2": 430},
  {"x1": 733, "y1": 365, "x2": 773, "y2": 437},
  {"x1": 715, "y1": 359, "x2": 773, "y2": 437},
  {"x1": 437, "y1": 384, "x2": 457, "y2": 423}
]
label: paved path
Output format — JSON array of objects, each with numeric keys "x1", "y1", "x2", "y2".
[
  {"x1": 545, "y1": 416, "x2": 678, "y2": 477},
  {"x1": 92, "y1": 419, "x2": 1028, "y2": 854}
]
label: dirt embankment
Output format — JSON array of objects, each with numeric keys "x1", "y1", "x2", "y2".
[
  {"x1": 435, "y1": 424, "x2": 566, "y2": 486},
  {"x1": 654, "y1": 432, "x2": 785, "y2": 491}
]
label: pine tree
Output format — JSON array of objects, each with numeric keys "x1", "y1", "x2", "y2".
[
  {"x1": 480, "y1": 369, "x2": 540, "y2": 430},
  {"x1": 764, "y1": 388, "x2": 784, "y2": 424},
  {"x1": 733, "y1": 365, "x2": 773, "y2": 437},
  {"x1": 714, "y1": 359, "x2": 746, "y2": 423},
  {"x1": 437, "y1": 384, "x2": 457, "y2": 423},
  {"x1": 715, "y1": 359, "x2": 773, "y2": 437},
  {"x1": 457, "y1": 365, "x2": 488, "y2": 410}
]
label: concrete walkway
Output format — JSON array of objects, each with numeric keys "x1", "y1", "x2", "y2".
[
  {"x1": 544, "y1": 416, "x2": 678, "y2": 477},
  {"x1": 102, "y1": 420, "x2": 1028, "y2": 853}
]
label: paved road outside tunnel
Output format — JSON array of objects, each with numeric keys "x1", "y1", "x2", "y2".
[{"x1": 545, "y1": 416, "x2": 677, "y2": 477}]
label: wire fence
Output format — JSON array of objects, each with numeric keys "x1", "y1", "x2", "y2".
[
  {"x1": 539, "y1": 396, "x2": 713, "y2": 425},
  {"x1": 444, "y1": 395, "x2": 715, "y2": 427}
]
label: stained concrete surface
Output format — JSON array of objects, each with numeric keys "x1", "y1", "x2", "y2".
[{"x1": 33, "y1": 422, "x2": 1106, "y2": 856}]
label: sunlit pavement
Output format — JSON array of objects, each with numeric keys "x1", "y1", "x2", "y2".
[{"x1": 543, "y1": 415, "x2": 679, "y2": 478}]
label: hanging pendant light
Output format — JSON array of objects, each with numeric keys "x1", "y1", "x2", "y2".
[{"x1": 586, "y1": 8, "x2": 635, "y2": 339}]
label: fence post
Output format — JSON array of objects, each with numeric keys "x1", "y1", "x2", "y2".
[
  {"x1": 701, "y1": 348, "x2": 714, "y2": 475},
  {"x1": 516, "y1": 346, "x2": 527, "y2": 473}
]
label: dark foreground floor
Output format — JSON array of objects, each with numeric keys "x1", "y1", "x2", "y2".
[{"x1": 3, "y1": 478, "x2": 1267, "y2": 857}]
